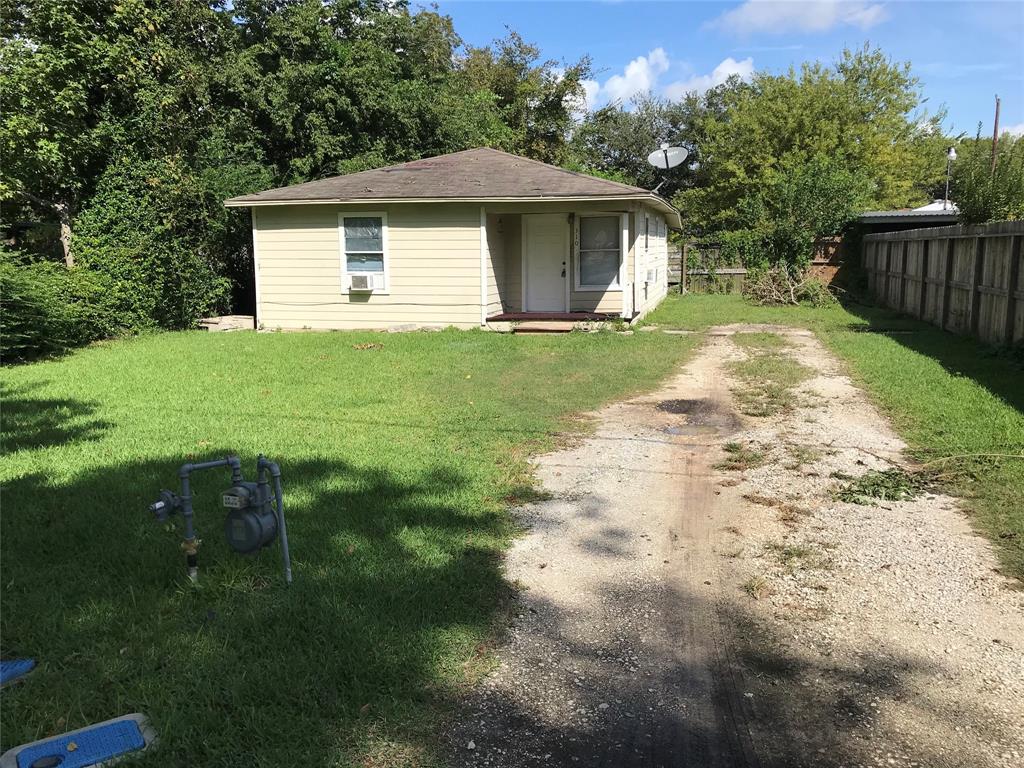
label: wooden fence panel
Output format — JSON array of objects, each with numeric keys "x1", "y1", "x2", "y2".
[{"x1": 862, "y1": 221, "x2": 1024, "y2": 346}]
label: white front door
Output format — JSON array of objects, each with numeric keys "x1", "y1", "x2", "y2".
[{"x1": 523, "y1": 214, "x2": 568, "y2": 312}]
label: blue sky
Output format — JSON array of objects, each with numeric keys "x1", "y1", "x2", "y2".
[{"x1": 431, "y1": 0, "x2": 1024, "y2": 137}]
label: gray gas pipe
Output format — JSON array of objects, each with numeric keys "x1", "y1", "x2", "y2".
[{"x1": 148, "y1": 455, "x2": 292, "y2": 584}]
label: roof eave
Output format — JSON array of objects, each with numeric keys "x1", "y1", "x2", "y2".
[
  {"x1": 858, "y1": 212, "x2": 959, "y2": 225},
  {"x1": 225, "y1": 193, "x2": 682, "y2": 227}
]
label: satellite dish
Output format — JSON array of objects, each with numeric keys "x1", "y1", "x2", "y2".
[{"x1": 647, "y1": 143, "x2": 688, "y2": 170}]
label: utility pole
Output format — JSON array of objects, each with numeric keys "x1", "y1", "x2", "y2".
[{"x1": 991, "y1": 94, "x2": 1001, "y2": 174}]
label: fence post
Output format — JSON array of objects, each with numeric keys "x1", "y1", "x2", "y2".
[
  {"x1": 940, "y1": 238, "x2": 955, "y2": 330},
  {"x1": 899, "y1": 240, "x2": 910, "y2": 312},
  {"x1": 1004, "y1": 234, "x2": 1022, "y2": 345},
  {"x1": 881, "y1": 241, "x2": 890, "y2": 306},
  {"x1": 919, "y1": 239, "x2": 930, "y2": 321},
  {"x1": 681, "y1": 242, "x2": 689, "y2": 295},
  {"x1": 969, "y1": 234, "x2": 987, "y2": 336}
]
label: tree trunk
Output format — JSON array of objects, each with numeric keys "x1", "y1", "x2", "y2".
[{"x1": 56, "y1": 202, "x2": 73, "y2": 268}]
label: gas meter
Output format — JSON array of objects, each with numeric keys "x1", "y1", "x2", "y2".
[{"x1": 148, "y1": 455, "x2": 293, "y2": 584}]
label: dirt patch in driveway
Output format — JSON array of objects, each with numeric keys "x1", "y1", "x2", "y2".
[{"x1": 444, "y1": 326, "x2": 1024, "y2": 768}]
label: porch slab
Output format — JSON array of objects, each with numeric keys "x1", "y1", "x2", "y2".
[{"x1": 488, "y1": 312, "x2": 616, "y2": 322}]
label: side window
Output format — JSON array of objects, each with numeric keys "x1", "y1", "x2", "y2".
[{"x1": 341, "y1": 214, "x2": 388, "y2": 290}]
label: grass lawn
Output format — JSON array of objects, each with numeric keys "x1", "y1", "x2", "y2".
[
  {"x1": 0, "y1": 328, "x2": 699, "y2": 766},
  {"x1": 647, "y1": 293, "x2": 1024, "y2": 581}
]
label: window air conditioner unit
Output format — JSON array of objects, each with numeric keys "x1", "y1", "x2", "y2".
[{"x1": 349, "y1": 274, "x2": 376, "y2": 291}]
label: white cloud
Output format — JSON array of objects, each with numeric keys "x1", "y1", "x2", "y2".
[
  {"x1": 582, "y1": 48, "x2": 670, "y2": 108},
  {"x1": 1004, "y1": 122, "x2": 1024, "y2": 137},
  {"x1": 581, "y1": 49, "x2": 755, "y2": 110},
  {"x1": 663, "y1": 57, "x2": 755, "y2": 100},
  {"x1": 710, "y1": 0, "x2": 889, "y2": 36}
]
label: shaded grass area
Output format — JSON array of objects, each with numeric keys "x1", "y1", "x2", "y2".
[
  {"x1": 0, "y1": 328, "x2": 699, "y2": 766},
  {"x1": 647, "y1": 294, "x2": 1024, "y2": 580},
  {"x1": 728, "y1": 333, "x2": 814, "y2": 417}
]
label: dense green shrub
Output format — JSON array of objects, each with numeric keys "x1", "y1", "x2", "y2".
[
  {"x1": 73, "y1": 158, "x2": 234, "y2": 330},
  {"x1": 0, "y1": 250, "x2": 121, "y2": 361}
]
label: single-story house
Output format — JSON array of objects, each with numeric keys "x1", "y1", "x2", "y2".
[{"x1": 225, "y1": 148, "x2": 681, "y2": 331}]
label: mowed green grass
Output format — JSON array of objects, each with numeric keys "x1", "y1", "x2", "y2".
[
  {"x1": 647, "y1": 293, "x2": 1024, "y2": 580},
  {"x1": 0, "y1": 328, "x2": 699, "y2": 766}
]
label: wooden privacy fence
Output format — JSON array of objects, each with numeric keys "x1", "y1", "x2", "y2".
[
  {"x1": 862, "y1": 221, "x2": 1024, "y2": 346},
  {"x1": 670, "y1": 238, "x2": 846, "y2": 293}
]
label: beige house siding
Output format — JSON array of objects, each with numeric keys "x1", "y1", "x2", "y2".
[
  {"x1": 485, "y1": 212, "x2": 504, "y2": 317},
  {"x1": 255, "y1": 203, "x2": 482, "y2": 330},
  {"x1": 252, "y1": 199, "x2": 669, "y2": 329},
  {"x1": 501, "y1": 214, "x2": 522, "y2": 312},
  {"x1": 633, "y1": 204, "x2": 670, "y2": 317}
]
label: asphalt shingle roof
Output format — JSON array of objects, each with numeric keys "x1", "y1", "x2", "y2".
[{"x1": 225, "y1": 148, "x2": 662, "y2": 205}]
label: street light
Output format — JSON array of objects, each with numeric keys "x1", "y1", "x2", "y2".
[{"x1": 944, "y1": 146, "x2": 957, "y2": 211}]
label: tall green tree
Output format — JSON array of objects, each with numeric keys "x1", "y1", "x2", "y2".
[
  {"x1": 674, "y1": 46, "x2": 945, "y2": 235},
  {"x1": 0, "y1": 0, "x2": 236, "y2": 266},
  {"x1": 459, "y1": 31, "x2": 591, "y2": 164},
  {"x1": 226, "y1": 0, "x2": 511, "y2": 182},
  {"x1": 570, "y1": 94, "x2": 699, "y2": 196}
]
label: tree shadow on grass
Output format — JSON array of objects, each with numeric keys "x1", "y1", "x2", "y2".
[
  {"x1": 837, "y1": 299, "x2": 1024, "y2": 418},
  {"x1": 0, "y1": 452, "x2": 516, "y2": 767},
  {"x1": 1, "y1": 382, "x2": 113, "y2": 453}
]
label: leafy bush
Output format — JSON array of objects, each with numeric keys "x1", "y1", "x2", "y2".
[
  {"x1": 952, "y1": 132, "x2": 1024, "y2": 224},
  {"x1": 0, "y1": 250, "x2": 120, "y2": 361},
  {"x1": 73, "y1": 158, "x2": 234, "y2": 330},
  {"x1": 737, "y1": 154, "x2": 873, "y2": 276}
]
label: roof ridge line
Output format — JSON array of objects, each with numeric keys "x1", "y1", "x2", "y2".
[{"x1": 476, "y1": 147, "x2": 652, "y2": 195}]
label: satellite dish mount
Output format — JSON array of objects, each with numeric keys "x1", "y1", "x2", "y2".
[{"x1": 646, "y1": 142, "x2": 688, "y2": 194}]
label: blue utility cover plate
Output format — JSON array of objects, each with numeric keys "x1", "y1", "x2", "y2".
[
  {"x1": 0, "y1": 714, "x2": 154, "y2": 768},
  {"x1": 0, "y1": 659, "x2": 36, "y2": 687}
]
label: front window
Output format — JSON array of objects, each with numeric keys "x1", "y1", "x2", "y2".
[{"x1": 578, "y1": 215, "x2": 621, "y2": 289}]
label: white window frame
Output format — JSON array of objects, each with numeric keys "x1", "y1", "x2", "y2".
[
  {"x1": 574, "y1": 212, "x2": 627, "y2": 293},
  {"x1": 339, "y1": 211, "x2": 390, "y2": 294}
]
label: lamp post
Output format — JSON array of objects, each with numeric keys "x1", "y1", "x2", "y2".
[{"x1": 944, "y1": 146, "x2": 957, "y2": 210}]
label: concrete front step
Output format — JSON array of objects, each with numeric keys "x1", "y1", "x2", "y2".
[
  {"x1": 198, "y1": 315, "x2": 255, "y2": 332},
  {"x1": 512, "y1": 321, "x2": 578, "y2": 334}
]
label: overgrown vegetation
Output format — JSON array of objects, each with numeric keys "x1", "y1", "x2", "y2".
[
  {"x1": 951, "y1": 131, "x2": 1024, "y2": 224},
  {"x1": 835, "y1": 468, "x2": 930, "y2": 505},
  {"x1": 0, "y1": 329, "x2": 700, "y2": 764},
  {"x1": 647, "y1": 293, "x2": 1024, "y2": 580}
]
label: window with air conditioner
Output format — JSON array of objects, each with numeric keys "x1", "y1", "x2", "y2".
[{"x1": 341, "y1": 213, "x2": 388, "y2": 292}]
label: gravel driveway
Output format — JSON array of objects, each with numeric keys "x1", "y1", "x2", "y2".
[{"x1": 446, "y1": 326, "x2": 1024, "y2": 768}]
